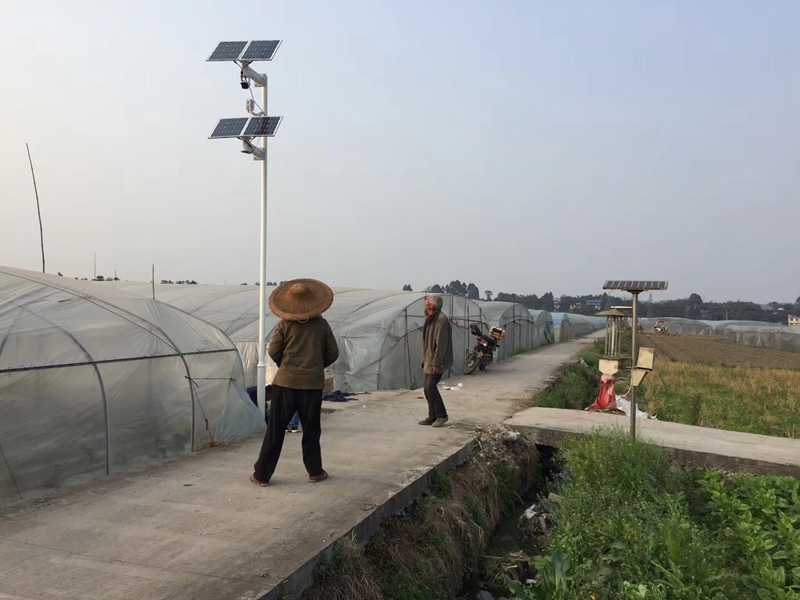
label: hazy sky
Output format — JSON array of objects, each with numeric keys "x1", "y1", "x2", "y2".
[{"x1": 2, "y1": 1, "x2": 798, "y2": 303}]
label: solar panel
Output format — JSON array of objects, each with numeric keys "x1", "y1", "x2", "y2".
[
  {"x1": 603, "y1": 280, "x2": 669, "y2": 292},
  {"x1": 207, "y1": 41, "x2": 248, "y2": 62},
  {"x1": 242, "y1": 116, "x2": 282, "y2": 137},
  {"x1": 209, "y1": 118, "x2": 249, "y2": 139},
  {"x1": 240, "y1": 40, "x2": 281, "y2": 61}
]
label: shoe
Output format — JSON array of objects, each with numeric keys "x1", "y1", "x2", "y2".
[
  {"x1": 308, "y1": 470, "x2": 329, "y2": 483},
  {"x1": 250, "y1": 474, "x2": 269, "y2": 487},
  {"x1": 431, "y1": 417, "x2": 449, "y2": 428},
  {"x1": 418, "y1": 417, "x2": 436, "y2": 426},
  {"x1": 286, "y1": 425, "x2": 299, "y2": 433}
]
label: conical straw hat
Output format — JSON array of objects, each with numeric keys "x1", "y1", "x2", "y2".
[{"x1": 269, "y1": 279, "x2": 334, "y2": 321}]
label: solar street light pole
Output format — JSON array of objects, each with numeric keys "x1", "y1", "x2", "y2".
[
  {"x1": 206, "y1": 40, "x2": 282, "y2": 422},
  {"x1": 630, "y1": 292, "x2": 639, "y2": 441},
  {"x1": 256, "y1": 74, "x2": 269, "y2": 421}
]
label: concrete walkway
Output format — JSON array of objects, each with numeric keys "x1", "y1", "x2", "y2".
[
  {"x1": 0, "y1": 337, "x2": 596, "y2": 600},
  {"x1": 506, "y1": 407, "x2": 800, "y2": 478}
]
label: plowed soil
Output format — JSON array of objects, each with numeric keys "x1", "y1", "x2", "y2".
[{"x1": 641, "y1": 334, "x2": 800, "y2": 370}]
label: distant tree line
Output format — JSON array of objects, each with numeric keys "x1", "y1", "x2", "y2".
[{"x1": 411, "y1": 282, "x2": 800, "y2": 323}]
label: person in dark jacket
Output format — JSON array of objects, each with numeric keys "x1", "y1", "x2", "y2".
[
  {"x1": 419, "y1": 294, "x2": 453, "y2": 428},
  {"x1": 251, "y1": 279, "x2": 339, "y2": 486}
]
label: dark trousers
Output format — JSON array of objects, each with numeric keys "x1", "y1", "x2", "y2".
[
  {"x1": 424, "y1": 373, "x2": 448, "y2": 419},
  {"x1": 253, "y1": 385, "x2": 324, "y2": 482}
]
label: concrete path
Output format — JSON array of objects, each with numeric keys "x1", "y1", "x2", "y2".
[
  {"x1": 0, "y1": 337, "x2": 596, "y2": 600},
  {"x1": 506, "y1": 407, "x2": 800, "y2": 478}
]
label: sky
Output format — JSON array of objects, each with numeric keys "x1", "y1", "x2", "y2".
[{"x1": 1, "y1": 1, "x2": 798, "y2": 303}]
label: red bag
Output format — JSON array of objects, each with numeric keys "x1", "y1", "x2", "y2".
[{"x1": 587, "y1": 375, "x2": 617, "y2": 412}]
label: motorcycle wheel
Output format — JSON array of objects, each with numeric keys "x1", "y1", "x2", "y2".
[{"x1": 464, "y1": 351, "x2": 481, "y2": 374}]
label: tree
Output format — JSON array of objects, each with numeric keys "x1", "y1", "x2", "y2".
[
  {"x1": 540, "y1": 292, "x2": 555, "y2": 312},
  {"x1": 485, "y1": 290, "x2": 493, "y2": 301},
  {"x1": 402, "y1": 284, "x2": 413, "y2": 291},
  {"x1": 241, "y1": 283, "x2": 248, "y2": 286},
  {"x1": 466, "y1": 282, "x2": 480, "y2": 300},
  {"x1": 57, "y1": 272, "x2": 63, "y2": 277},
  {"x1": 95, "y1": 275, "x2": 105, "y2": 282},
  {"x1": 430, "y1": 284, "x2": 444, "y2": 294},
  {"x1": 796, "y1": 296, "x2": 800, "y2": 304}
]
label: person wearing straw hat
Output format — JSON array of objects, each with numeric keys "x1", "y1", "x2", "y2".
[{"x1": 251, "y1": 279, "x2": 339, "y2": 486}]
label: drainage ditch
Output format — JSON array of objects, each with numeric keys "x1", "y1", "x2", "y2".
[{"x1": 298, "y1": 427, "x2": 559, "y2": 600}]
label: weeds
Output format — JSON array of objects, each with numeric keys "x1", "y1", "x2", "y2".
[
  {"x1": 532, "y1": 341, "x2": 603, "y2": 411},
  {"x1": 302, "y1": 426, "x2": 538, "y2": 600},
  {"x1": 429, "y1": 470, "x2": 451, "y2": 498},
  {"x1": 508, "y1": 431, "x2": 800, "y2": 600},
  {"x1": 642, "y1": 361, "x2": 800, "y2": 438}
]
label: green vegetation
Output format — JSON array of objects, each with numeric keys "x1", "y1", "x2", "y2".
[
  {"x1": 642, "y1": 361, "x2": 800, "y2": 438},
  {"x1": 509, "y1": 431, "x2": 800, "y2": 600},
  {"x1": 302, "y1": 427, "x2": 539, "y2": 600},
  {"x1": 532, "y1": 341, "x2": 603, "y2": 410}
]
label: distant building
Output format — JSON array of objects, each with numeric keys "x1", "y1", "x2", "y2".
[{"x1": 789, "y1": 315, "x2": 800, "y2": 327}]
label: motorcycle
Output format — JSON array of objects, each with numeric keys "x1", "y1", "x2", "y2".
[{"x1": 464, "y1": 323, "x2": 506, "y2": 374}]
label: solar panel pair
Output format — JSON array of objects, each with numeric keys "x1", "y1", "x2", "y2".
[
  {"x1": 602, "y1": 281, "x2": 669, "y2": 292},
  {"x1": 209, "y1": 117, "x2": 282, "y2": 139},
  {"x1": 207, "y1": 40, "x2": 281, "y2": 62}
]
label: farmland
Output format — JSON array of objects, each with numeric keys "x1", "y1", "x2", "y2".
[
  {"x1": 642, "y1": 333, "x2": 800, "y2": 370},
  {"x1": 640, "y1": 334, "x2": 800, "y2": 439}
]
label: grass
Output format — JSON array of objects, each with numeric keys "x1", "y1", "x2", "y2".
[
  {"x1": 508, "y1": 431, "x2": 800, "y2": 600},
  {"x1": 641, "y1": 361, "x2": 800, "y2": 438},
  {"x1": 532, "y1": 340, "x2": 603, "y2": 411},
  {"x1": 302, "y1": 426, "x2": 539, "y2": 600}
]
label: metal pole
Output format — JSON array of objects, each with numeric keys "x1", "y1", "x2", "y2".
[
  {"x1": 25, "y1": 144, "x2": 45, "y2": 273},
  {"x1": 630, "y1": 292, "x2": 639, "y2": 440},
  {"x1": 256, "y1": 75, "x2": 269, "y2": 420}
]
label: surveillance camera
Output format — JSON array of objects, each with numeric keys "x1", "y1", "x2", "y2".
[{"x1": 240, "y1": 80, "x2": 250, "y2": 90}]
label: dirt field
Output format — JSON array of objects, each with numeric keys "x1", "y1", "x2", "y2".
[{"x1": 641, "y1": 334, "x2": 800, "y2": 370}]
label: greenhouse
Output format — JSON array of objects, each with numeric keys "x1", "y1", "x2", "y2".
[
  {"x1": 0, "y1": 268, "x2": 263, "y2": 504},
  {"x1": 477, "y1": 302, "x2": 553, "y2": 362},
  {"x1": 112, "y1": 283, "x2": 487, "y2": 392},
  {"x1": 551, "y1": 312, "x2": 572, "y2": 342},
  {"x1": 565, "y1": 313, "x2": 605, "y2": 337},
  {"x1": 528, "y1": 309, "x2": 556, "y2": 346}
]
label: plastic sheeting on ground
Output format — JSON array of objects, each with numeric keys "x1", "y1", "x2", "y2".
[
  {"x1": 476, "y1": 302, "x2": 554, "y2": 362},
  {"x1": 0, "y1": 268, "x2": 263, "y2": 504}
]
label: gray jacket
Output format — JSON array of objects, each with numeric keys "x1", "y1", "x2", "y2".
[{"x1": 422, "y1": 309, "x2": 454, "y2": 375}]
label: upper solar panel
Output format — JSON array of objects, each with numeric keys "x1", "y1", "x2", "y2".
[
  {"x1": 240, "y1": 40, "x2": 281, "y2": 61},
  {"x1": 208, "y1": 41, "x2": 248, "y2": 62},
  {"x1": 207, "y1": 40, "x2": 281, "y2": 62},
  {"x1": 603, "y1": 280, "x2": 669, "y2": 292}
]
